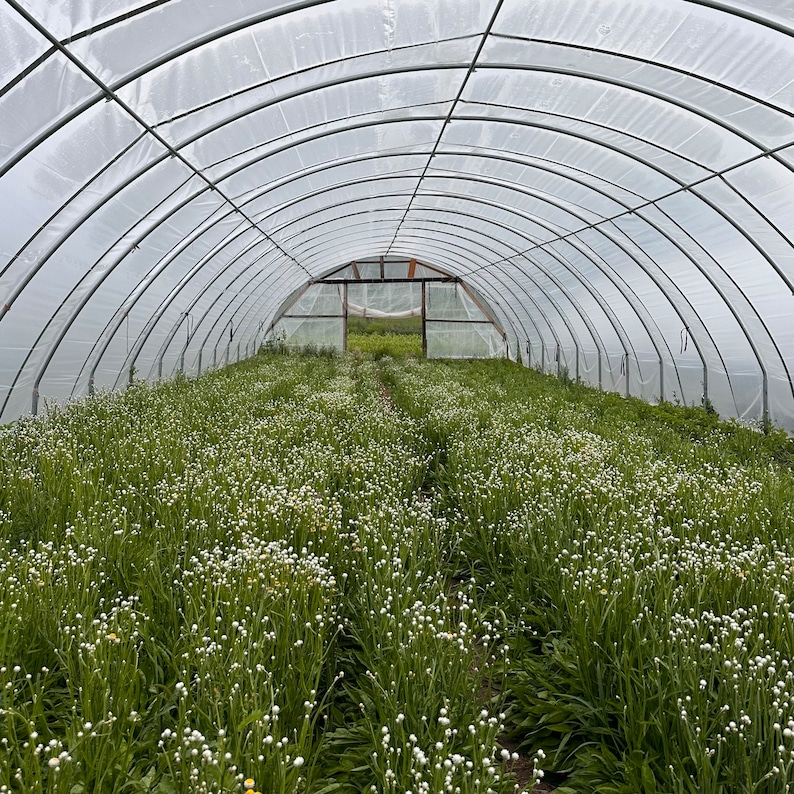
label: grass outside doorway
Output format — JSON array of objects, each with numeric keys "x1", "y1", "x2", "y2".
[{"x1": 346, "y1": 315, "x2": 423, "y2": 357}]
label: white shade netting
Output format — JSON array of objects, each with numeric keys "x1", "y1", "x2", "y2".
[{"x1": 0, "y1": 0, "x2": 792, "y2": 430}]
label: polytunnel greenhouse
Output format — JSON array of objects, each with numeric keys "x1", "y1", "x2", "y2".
[
  {"x1": 1, "y1": 0, "x2": 793, "y2": 429},
  {"x1": 4, "y1": 3, "x2": 794, "y2": 793}
]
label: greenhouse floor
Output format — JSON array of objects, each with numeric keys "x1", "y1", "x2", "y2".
[{"x1": 1, "y1": 353, "x2": 792, "y2": 793}]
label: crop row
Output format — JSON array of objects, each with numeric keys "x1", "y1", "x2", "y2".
[{"x1": 1, "y1": 352, "x2": 793, "y2": 793}]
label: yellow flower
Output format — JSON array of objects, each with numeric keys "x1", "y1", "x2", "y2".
[
  {"x1": 107, "y1": 632, "x2": 121, "y2": 643},
  {"x1": 243, "y1": 780, "x2": 255, "y2": 791},
  {"x1": 599, "y1": 588, "x2": 608, "y2": 595}
]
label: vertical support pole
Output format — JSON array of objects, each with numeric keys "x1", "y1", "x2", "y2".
[
  {"x1": 342, "y1": 282, "x2": 349, "y2": 353},
  {"x1": 526, "y1": 340, "x2": 531, "y2": 368},
  {"x1": 421, "y1": 280, "x2": 427, "y2": 358},
  {"x1": 198, "y1": 349, "x2": 203, "y2": 375},
  {"x1": 129, "y1": 366, "x2": 134, "y2": 385},
  {"x1": 659, "y1": 359, "x2": 665, "y2": 403},
  {"x1": 541, "y1": 343, "x2": 545, "y2": 373},
  {"x1": 598, "y1": 349, "x2": 603, "y2": 390},
  {"x1": 225, "y1": 322, "x2": 233, "y2": 366},
  {"x1": 158, "y1": 356, "x2": 164, "y2": 379},
  {"x1": 574, "y1": 341, "x2": 579, "y2": 382},
  {"x1": 625, "y1": 354, "x2": 630, "y2": 398},
  {"x1": 180, "y1": 313, "x2": 191, "y2": 373},
  {"x1": 32, "y1": 387, "x2": 39, "y2": 416},
  {"x1": 213, "y1": 347, "x2": 217, "y2": 369},
  {"x1": 88, "y1": 376, "x2": 95, "y2": 396},
  {"x1": 762, "y1": 368, "x2": 769, "y2": 427},
  {"x1": 703, "y1": 361, "x2": 709, "y2": 410},
  {"x1": 237, "y1": 340, "x2": 241, "y2": 362},
  {"x1": 556, "y1": 344, "x2": 561, "y2": 378},
  {"x1": 379, "y1": 256, "x2": 385, "y2": 280}
]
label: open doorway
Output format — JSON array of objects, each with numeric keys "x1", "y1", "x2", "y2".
[
  {"x1": 268, "y1": 258, "x2": 508, "y2": 359},
  {"x1": 346, "y1": 314, "x2": 423, "y2": 357}
]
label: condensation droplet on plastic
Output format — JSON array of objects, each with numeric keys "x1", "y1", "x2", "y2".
[{"x1": 598, "y1": 24, "x2": 611, "y2": 35}]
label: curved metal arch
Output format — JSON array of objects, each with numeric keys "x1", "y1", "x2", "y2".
[
  {"x1": 62, "y1": 143, "x2": 716, "y2": 420},
  {"x1": 6, "y1": 0, "x2": 785, "y2": 191},
  {"x1": 198, "y1": 228, "x2": 550, "y2": 371},
  {"x1": 117, "y1": 167, "x2": 718, "y2": 409},
  {"x1": 276, "y1": 215, "x2": 631, "y2": 374},
  {"x1": 5, "y1": 84, "x2": 778, "y2": 352},
  {"x1": 228, "y1": 234, "x2": 562, "y2": 370},
  {"x1": 131, "y1": 204, "x2": 537, "y2": 389},
  {"x1": 20, "y1": 39, "x2": 763, "y2": 296},
  {"x1": 110, "y1": 141, "x2": 699, "y2": 398},
  {"x1": 135, "y1": 239, "x2": 288, "y2": 385},
  {"x1": 225, "y1": 215, "x2": 651, "y2": 386},
  {"x1": 282, "y1": 219, "x2": 610, "y2": 369},
  {"x1": 186, "y1": 104, "x2": 794, "y2": 343},
  {"x1": 248, "y1": 167, "x2": 729, "y2": 380},
  {"x1": 18, "y1": 108, "x2": 782, "y2": 416},
  {"x1": 9, "y1": 100, "x2": 744, "y2": 414},
  {"x1": 5, "y1": 2, "x2": 789, "y2": 299},
  {"x1": 195, "y1": 235, "x2": 535, "y2": 375},
  {"x1": 280, "y1": 203, "x2": 677, "y2": 393},
  {"x1": 124, "y1": 169, "x2": 664, "y2": 397}
]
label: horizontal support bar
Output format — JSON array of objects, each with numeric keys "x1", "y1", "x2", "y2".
[{"x1": 312, "y1": 277, "x2": 458, "y2": 284}]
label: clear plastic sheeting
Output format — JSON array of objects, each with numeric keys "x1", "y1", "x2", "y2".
[
  {"x1": 425, "y1": 282, "x2": 507, "y2": 359},
  {"x1": 348, "y1": 282, "x2": 422, "y2": 318},
  {"x1": 426, "y1": 322, "x2": 506, "y2": 359},
  {"x1": 269, "y1": 262, "x2": 506, "y2": 359},
  {"x1": 0, "y1": 0, "x2": 793, "y2": 430},
  {"x1": 275, "y1": 317, "x2": 345, "y2": 353}
]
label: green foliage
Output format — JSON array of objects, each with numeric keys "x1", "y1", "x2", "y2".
[
  {"x1": 1, "y1": 354, "x2": 792, "y2": 793},
  {"x1": 383, "y1": 358, "x2": 794, "y2": 793},
  {"x1": 347, "y1": 331, "x2": 422, "y2": 358},
  {"x1": 0, "y1": 355, "x2": 522, "y2": 794},
  {"x1": 346, "y1": 315, "x2": 422, "y2": 336}
]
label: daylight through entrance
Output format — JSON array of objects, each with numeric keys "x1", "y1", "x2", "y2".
[{"x1": 269, "y1": 258, "x2": 508, "y2": 359}]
